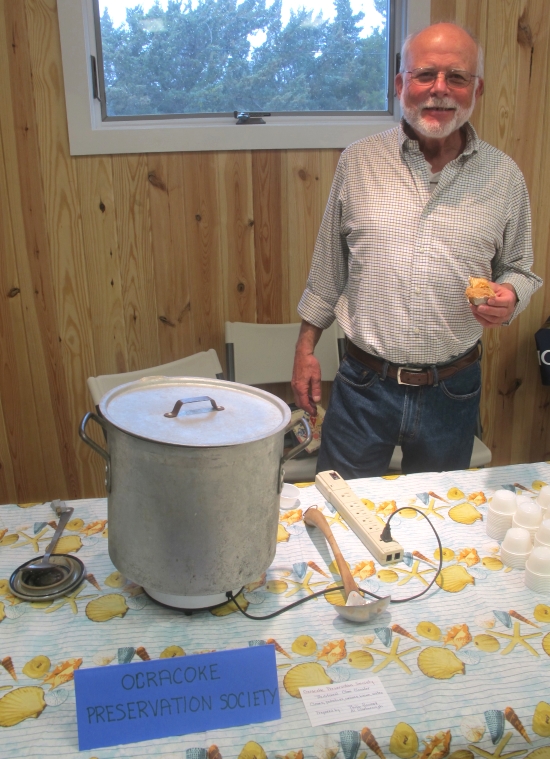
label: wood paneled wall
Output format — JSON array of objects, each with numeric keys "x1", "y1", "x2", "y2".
[{"x1": 0, "y1": 0, "x2": 549, "y2": 502}]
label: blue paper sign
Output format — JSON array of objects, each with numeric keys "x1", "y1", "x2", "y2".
[{"x1": 74, "y1": 645, "x2": 280, "y2": 750}]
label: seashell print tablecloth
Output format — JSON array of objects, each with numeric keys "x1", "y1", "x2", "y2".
[{"x1": 1, "y1": 462, "x2": 550, "y2": 759}]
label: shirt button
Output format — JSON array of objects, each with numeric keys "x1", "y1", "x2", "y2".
[
  {"x1": 415, "y1": 288, "x2": 421, "y2": 294},
  {"x1": 413, "y1": 328, "x2": 419, "y2": 334}
]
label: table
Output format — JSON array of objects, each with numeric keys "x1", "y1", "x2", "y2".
[{"x1": 1, "y1": 462, "x2": 550, "y2": 759}]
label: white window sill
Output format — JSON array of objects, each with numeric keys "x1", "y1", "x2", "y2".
[{"x1": 69, "y1": 115, "x2": 399, "y2": 155}]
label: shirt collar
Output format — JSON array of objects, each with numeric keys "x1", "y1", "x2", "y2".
[{"x1": 399, "y1": 119, "x2": 480, "y2": 159}]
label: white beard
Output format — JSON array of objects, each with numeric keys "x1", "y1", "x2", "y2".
[{"x1": 400, "y1": 93, "x2": 476, "y2": 139}]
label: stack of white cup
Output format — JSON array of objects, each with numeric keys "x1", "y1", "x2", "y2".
[
  {"x1": 535, "y1": 485, "x2": 550, "y2": 519},
  {"x1": 501, "y1": 527, "x2": 533, "y2": 569},
  {"x1": 486, "y1": 489, "x2": 517, "y2": 540},
  {"x1": 524, "y1": 545, "x2": 550, "y2": 592},
  {"x1": 534, "y1": 519, "x2": 550, "y2": 549},
  {"x1": 512, "y1": 500, "x2": 543, "y2": 543}
]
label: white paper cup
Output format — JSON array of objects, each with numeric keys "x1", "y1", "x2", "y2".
[
  {"x1": 501, "y1": 527, "x2": 532, "y2": 568},
  {"x1": 534, "y1": 519, "x2": 550, "y2": 548},
  {"x1": 513, "y1": 501, "x2": 543, "y2": 530},
  {"x1": 502, "y1": 527, "x2": 533, "y2": 554},
  {"x1": 490, "y1": 490, "x2": 517, "y2": 514},
  {"x1": 280, "y1": 483, "x2": 300, "y2": 510},
  {"x1": 525, "y1": 546, "x2": 550, "y2": 575},
  {"x1": 535, "y1": 485, "x2": 550, "y2": 511},
  {"x1": 524, "y1": 570, "x2": 550, "y2": 593}
]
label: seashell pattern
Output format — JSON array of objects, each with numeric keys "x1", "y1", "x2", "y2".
[
  {"x1": 22, "y1": 656, "x2": 50, "y2": 679},
  {"x1": 460, "y1": 714, "x2": 486, "y2": 742},
  {"x1": 104, "y1": 571, "x2": 126, "y2": 588},
  {"x1": 347, "y1": 651, "x2": 374, "y2": 669},
  {"x1": 160, "y1": 645, "x2": 185, "y2": 658},
  {"x1": 389, "y1": 722, "x2": 418, "y2": 759},
  {"x1": 484, "y1": 709, "x2": 505, "y2": 745},
  {"x1": 292, "y1": 635, "x2": 317, "y2": 656},
  {"x1": 448, "y1": 503, "x2": 482, "y2": 525},
  {"x1": 43, "y1": 658, "x2": 82, "y2": 690},
  {"x1": 504, "y1": 706, "x2": 531, "y2": 743},
  {"x1": 186, "y1": 749, "x2": 207, "y2": 759},
  {"x1": 417, "y1": 647, "x2": 465, "y2": 679},
  {"x1": 473, "y1": 634, "x2": 500, "y2": 653},
  {"x1": 361, "y1": 728, "x2": 385, "y2": 759},
  {"x1": 1, "y1": 656, "x2": 17, "y2": 682},
  {"x1": 481, "y1": 557, "x2": 503, "y2": 571},
  {"x1": 340, "y1": 730, "x2": 361, "y2": 759},
  {"x1": 238, "y1": 744, "x2": 267, "y2": 759},
  {"x1": 53, "y1": 535, "x2": 82, "y2": 554},
  {"x1": 374, "y1": 627, "x2": 392, "y2": 646},
  {"x1": 135, "y1": 646, "x2": 150, "y2": 661},
  {"x1": 0, "y1": 686, "x2": 46, "y2": 727},
  {"x1": 283, "y1": 662, "x2": 332, "y2": 698},
  {"x1": 532, "y1": 701, "x2": 550, "y2": 738},
  {"x1": 418, "y1": 731, "x2": 451, "y2": 759},
  {"x1": 436, "y1": 565, "x2": 475, "y2": 593},
  {"x1": 210, "y1": 592, "x2": 249, "y2": 616},
  {"x1": 493, "y1": 610, "x2": 512, "y2": 628},
  {"x1": 391, "y1": 624, "x2": 419, "y2": 642},
  {"x1": 292, "y1": 562, "x2": 308, "y2": 580},
  {"x1": 509, "y1": 610, "x2": 538, "y2": 628},
  {"x1": 543, "y1": 632, "x2": 550, "y2": 657},
  {"x1": 86, "y1": 594, "x2": 129, "y2": 622},
  {"x1": 457, "y1": 548, "x2": 480, "y2": 567},
  {"x1": 378, "y1": 569, "x2": 399, "y2": 583},
  {"x1": 447, "y1": 488, "x2": 465, "y2": 500},
  {"x1": 416, "y1": 622, "x2": 442, "y2": 641},
  {"x1": 317, "y1": 639, "x2": 346, "y2": 666},
  {"x1": 443, "y1": 624, "x2": 472, "y2": 650},
  {"x1": 66, "y1": 518, "x2": 84, "y2": 532},
  {"x1": 534, "y1": 604, "x2": 550, "y2": 623},
  {"x1": 207, "y1": 745, "x2": 222, "y2": 759}
]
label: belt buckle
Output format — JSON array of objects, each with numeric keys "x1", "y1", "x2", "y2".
[{"x1": 397, "y1": 366, "x2": 422, "y2": 385}]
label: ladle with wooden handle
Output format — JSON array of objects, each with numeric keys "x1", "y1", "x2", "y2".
[
  {"x1": 303, "y1": 505, "x2": 391, "y2": 623},
  {"x1": 303, "y1": 506, "x2": 360, "y2": 601}
]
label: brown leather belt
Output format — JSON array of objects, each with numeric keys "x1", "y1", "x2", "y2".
[{"x1": 345, "y1": 340, "x2": 480, "y2": 387}]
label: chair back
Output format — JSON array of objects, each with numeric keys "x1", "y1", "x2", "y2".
[
  {"x1": 225, "y1": 321, "x2": 343, "y2": 384},
  {"x1": 87, "y1": 349, "x2": 223, "y2": 406}
]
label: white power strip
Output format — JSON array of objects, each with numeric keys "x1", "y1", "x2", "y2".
[{"x1": 315, "y1": 470, "x2": 404, "y2": 566}]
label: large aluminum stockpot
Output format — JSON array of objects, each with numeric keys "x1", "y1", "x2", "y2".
[{"x1": 79, "y1": 377, "x2": 310, "y2": 608}]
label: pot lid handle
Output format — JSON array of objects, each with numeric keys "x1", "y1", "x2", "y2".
[{"x1": 164, "y1": 396, "x2": 225, "y2": 418}]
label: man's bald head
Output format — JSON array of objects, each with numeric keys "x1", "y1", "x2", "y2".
[{"x1": 400, "y1": 22, "x2": 484, "y2": 78}]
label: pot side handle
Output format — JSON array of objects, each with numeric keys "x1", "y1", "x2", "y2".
[
  {"x1": 79, "y1": 412, "x2": 112, "y2": 493},
  {"x1": 278, "y1": 417, "x2": 312, "y2": 492}
]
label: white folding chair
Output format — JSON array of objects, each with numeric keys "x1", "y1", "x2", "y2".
[
  {"x1": 387, "y1": 432, "x2": 492, "y2": 472},
  {"x1": 225, "y1": 321, "x2": 344, "y2": 482},
  {"x1": 87, "y1": 349, "x2": 224, "y2": 407}
]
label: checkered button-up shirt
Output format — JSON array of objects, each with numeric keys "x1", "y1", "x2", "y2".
[{"x1": 298, "y1": 121, "x2": 542, "y2": 365}]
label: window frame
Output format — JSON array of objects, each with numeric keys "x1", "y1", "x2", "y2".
[{"x1": 57, "y1": 0, "x2": 430, "y2": 155}]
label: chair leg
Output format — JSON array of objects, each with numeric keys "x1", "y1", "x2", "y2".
[{"x1": 225, "y1": 343, "x2": 235, "y2": 382}]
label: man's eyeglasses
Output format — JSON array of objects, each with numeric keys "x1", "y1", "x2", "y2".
[{"x1": 405, "y1": 68, "x2": 479, "y2": 89}]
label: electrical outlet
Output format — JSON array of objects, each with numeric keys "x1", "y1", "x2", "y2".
[{"x1": 315, "y1": 470, "x2": 404, "y2": 565}]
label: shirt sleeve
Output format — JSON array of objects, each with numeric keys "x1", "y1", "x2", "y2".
[
  {"x1": 492, "y1": 166, "x2": 542, "y2": 322},
  {"x1": 297, "y1": 150, "x2": 350, "y2": 329}
]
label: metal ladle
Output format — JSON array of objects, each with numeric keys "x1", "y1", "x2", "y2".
[
  {"x1": 303, "y1": 506, "x2": 390, "y2": 623},
  {"x1": 21, "y1": 500, "x2": 74, "y2": 588}
]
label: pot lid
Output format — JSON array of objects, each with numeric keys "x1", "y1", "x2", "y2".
[{"x1": 98, "y1": 377, "x2": 291, "y2": 446}]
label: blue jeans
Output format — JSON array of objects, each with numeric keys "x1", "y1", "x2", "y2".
[{"x1": 316, "y1": 351, "x2": 481, "y2": 478}]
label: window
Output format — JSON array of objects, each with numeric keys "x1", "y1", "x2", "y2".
[
  {"x1": 57, "y1": 0, "x2": 430, "y2": 153},
  {"x1": 96, "y1": 0, "x2": 391, "y2": 119}
]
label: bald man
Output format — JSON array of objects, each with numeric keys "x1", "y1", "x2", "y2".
[{"x1": 292, "y1": 22, "x2": 542, "y2": 478}]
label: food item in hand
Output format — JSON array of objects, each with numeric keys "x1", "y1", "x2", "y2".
[{"x1": 465, "y1": 277, "x2": 495, "y2": 305}]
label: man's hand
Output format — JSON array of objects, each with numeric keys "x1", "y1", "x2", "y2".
[
  {"x1": 291, "y1": 321, "x2": 324, "y2": 415},
  {"x1": 470, "y1": 282, "x2": 517, "y2": 328}
]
